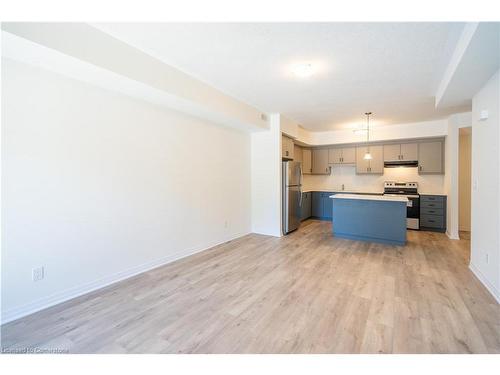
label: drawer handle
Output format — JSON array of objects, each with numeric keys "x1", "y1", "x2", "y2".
[{"x1": 429, "y1": 220, "x2": 435, "y2": 222}]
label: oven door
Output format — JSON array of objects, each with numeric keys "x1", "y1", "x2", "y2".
[{"x1": 406, "y1": 195, "x2": 420, "y2": 230}]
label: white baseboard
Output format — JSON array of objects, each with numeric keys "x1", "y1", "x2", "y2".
[
  {"x1": 1, "y1": 232, "x2": 250, "y2": 325},
  {"x1": 446, "y1": 230, "x2": 460, "y2": 240},
  {"x1": 469, "y1": 263, "x2": 500, "y2": 304}
]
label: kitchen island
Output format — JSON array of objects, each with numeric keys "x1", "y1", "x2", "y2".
[{"x1": 330, "y1": 194, "x2": 408, "y2": 245}]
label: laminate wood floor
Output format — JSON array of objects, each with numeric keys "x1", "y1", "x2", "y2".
[{"x1": 2, "y1": 220, "x2": 499, "y2": 353}]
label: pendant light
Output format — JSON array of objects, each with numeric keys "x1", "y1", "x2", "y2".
[{"x1": 363, "y1": 112, "x2": 373, "y2": 160}]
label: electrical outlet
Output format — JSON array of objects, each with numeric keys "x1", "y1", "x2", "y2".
[{"x1": 32, "y1": 267, "x2": 44, "y2": 282}]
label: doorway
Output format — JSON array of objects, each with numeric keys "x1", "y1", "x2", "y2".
[{"x1": 458, "y1": 127, "x2": 472, "y2": 260}]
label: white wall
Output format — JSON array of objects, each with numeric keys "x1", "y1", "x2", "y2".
[
  {"x1": 470, "y1": 70, "x2": 500, "y2": 303},
  {"x1": 444, "y1": 112, "x2": 472, "y2": 239},
  {"x1": 251, "y1": 114, "x2": 282, "y2": 237},
  {"x1": 303, "y1": 166, "x2": 445, "y2": 195},
  {"x1": 2, "y1": 24, "x2": 269, "y2": 131},
  {"x1": 1, "y1": 59, "x2": 252, "y2": 323},
  {"x1": 280, "y1": 115, "x2": 300, "y2": 139}
]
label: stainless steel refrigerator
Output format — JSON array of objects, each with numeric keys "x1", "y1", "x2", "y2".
[{"x1": 282, "y1": 161, "x2": 303, "y2": 234}]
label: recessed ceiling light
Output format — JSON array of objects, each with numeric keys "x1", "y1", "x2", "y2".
[{"x1": 292, "y1": 63, "x2": 314, "y2": 78}]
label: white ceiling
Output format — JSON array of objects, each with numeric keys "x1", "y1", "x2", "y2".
[{"x1": 93, "y1": 22, "x2": 471, "y2": 131}]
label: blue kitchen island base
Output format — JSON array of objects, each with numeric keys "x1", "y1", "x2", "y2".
[{"x1": 331, "y1": 194, "x2": 407, "y2": 246}]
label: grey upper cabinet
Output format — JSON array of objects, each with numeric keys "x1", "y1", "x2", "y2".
[
  {"x1": 341, "y1": 147, "x2": 356, "y2": 164},
  {"x1": 369, "y1": 146, "x2": 384, "y2": 173},
  {"x1": 302, "y1": 149, "x2": 312, "y2": 174},
  {"x1": 329, "y1": 148, "x2": 342, "y2": 164},
  {"x1": 400, "y1": 143, "x2": 418, "y2": 161},
  {"x1": 356, "y1": 146, "x2": 370, "y2": 173},
  {"x1": 294, "y1": 144, "x2": 303, "y2": 163},
  {"x1": 282, "y1": 135, "x2": 294, "y2": 159},
  {"x1": 418, "y1": 141, "x2": 443, "y2": 174},
  {"x1": 356, "y1": 145, "x2": 383, "y2": 174},
  {"x1": 328, "y1": 147, "x2": 356, "y2": 164},
  {"x1": 383, "y1": 144, "x2": 401, "y2": 162},
  {"x1": 312, "y1": 149, "x2": 330, "y2": 174},
  {"x1": 384, "y1": 143, "x2": 418, "y2": 161}
]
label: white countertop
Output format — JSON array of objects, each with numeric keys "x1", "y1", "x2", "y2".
[
  {"x1": 330, "y1": 194, "x2": 408, "y2": 203},
  {"x1": 303, "y1": 189, "x2": 383, "y2": 194}
]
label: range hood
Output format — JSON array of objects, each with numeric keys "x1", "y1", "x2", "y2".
[{"x1": 384, "y1": 160, "x2": 418, "y2": 168}]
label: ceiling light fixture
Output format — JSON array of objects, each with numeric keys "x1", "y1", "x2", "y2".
[
  {"x1": 292, "y1": 63, "x2": 314, "y2": 78},
  {"x1": 363, "y1": 112, "x2": 373, "y2": 160}
]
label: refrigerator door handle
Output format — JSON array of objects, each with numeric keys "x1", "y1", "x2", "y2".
[{"x1": 299, "y1": 164, "x2": 303, "y2": 207}]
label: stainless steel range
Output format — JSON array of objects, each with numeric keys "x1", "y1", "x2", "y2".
[{"x1": 383, "y1": 181, "x2": 420, "y2": 230}]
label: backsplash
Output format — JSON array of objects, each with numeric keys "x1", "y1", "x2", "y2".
[{"x1": 303, "y1": 165, "x2": 445, "y2": 195}]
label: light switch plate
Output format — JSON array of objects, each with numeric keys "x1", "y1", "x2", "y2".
[
  {"x1": 32, "y1": 267, "x2": 44, "y2": 282},
  {"x1": 479, "y1": 110, "x2": 489, "y2": 121}
]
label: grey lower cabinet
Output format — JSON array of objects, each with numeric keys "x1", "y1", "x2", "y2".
[
  {"x1": 312, "y1": 192, "x2": 322, "y2": 218},
  {"x1": 420, "y1": 195, "x2": 447, "y2": 232},
  {"x1": 311, "y1": 191, "x2": 334, "y2": 220},
  {"x1": 301, "y1": 192, "x2": 312, "y2": 221}
]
